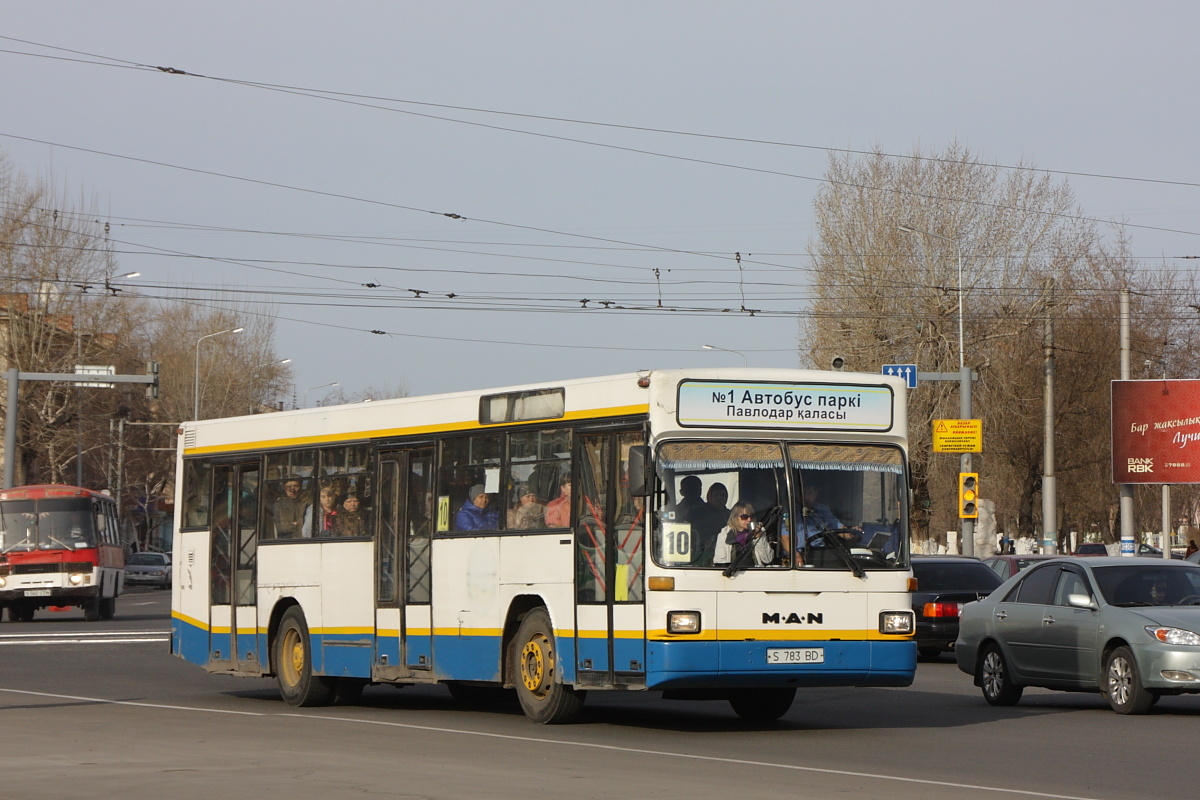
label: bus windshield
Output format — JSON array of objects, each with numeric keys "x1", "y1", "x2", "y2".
[
  {"x1": 653, "y1": 440, "x2": 907, "y2": 571},
  {"x1": 0, "y1": 498, "x2": 97, "y2": 552}
]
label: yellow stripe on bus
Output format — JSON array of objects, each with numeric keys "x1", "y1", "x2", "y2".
[
  {"x1": 183, "y1": 404, "x2": 650, "y2": 456},
  {"x1": 647, "y1": 628, "x2": 913, "y2": 641}
]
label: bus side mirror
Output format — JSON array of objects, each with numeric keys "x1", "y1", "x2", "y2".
[{"x1": 627, "y1": 445, "x2": 650, "y2": 496}]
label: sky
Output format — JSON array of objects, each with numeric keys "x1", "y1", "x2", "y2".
[{"x1": 2, "y1": 2, "x2": 1198, "y2": 405}]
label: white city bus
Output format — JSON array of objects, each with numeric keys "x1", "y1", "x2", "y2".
[{"x1": 171, "y1": 368, "x2": 915, "y2": 723}]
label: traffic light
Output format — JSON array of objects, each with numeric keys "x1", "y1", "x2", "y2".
[
  {"x1": 958, "y1": 472, "x2": 978, "y2": 519},
  {"x1": 146, "y1": 360, "x2": 160, "y2": 399}
]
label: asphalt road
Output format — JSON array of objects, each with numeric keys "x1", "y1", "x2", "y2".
[{"x1": 0, "y1": 589, "x2": 1195, "y2": 800}]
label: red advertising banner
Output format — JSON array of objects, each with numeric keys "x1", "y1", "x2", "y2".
[{"x1": 1111, "y1": 380, "x2": 1200, "y2": 484}]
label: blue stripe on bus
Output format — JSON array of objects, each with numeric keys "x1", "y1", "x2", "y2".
[
  {"x1": 173, "y1": 618, "x2": 910, "y2": 688},
  {"x1": 645, "y1": 639, "x2": 916, "y2": 689}
]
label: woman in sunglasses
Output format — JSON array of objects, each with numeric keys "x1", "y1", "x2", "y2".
[{"x1": 712, "y1": 502, "x2": 774, "y2": 570}]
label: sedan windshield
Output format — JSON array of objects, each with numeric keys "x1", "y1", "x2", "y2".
[
  {"x1": 128, "y1": 553, "x2": 167, "y2": 567},
  {"x1": 1092, "y1": 565, "x2": 1200, "y2": 607}
]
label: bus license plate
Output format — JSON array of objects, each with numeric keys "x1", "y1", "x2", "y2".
[
  {"x1": 767, "y1": 647, "x2": 823, "y2": 665},
  {"x1": 24, "y1": 589, "x2": 52, "y2": 597}
]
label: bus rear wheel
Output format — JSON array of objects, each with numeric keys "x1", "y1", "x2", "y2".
[
  {"x1": 511, "y1": 608, "x2": 584, "y2": 724},
  {"x1": 728, "y1": 687, "x2": 796, "y2": 721},
  {"x1": 274, "y1": 607, "x2": 335, "y2": 707}
]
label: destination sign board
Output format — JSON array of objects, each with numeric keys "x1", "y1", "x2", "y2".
[{"x1": 677, "y1": 380, "x2": 894, "y2": 432}]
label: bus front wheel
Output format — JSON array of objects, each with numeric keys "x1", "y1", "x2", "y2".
[
  {"x1": 511, "y1": 608, "x2": 584, "y2": 724},
  {"x1": 274, "y1": 607, "x2": 335, "y2": 707}
]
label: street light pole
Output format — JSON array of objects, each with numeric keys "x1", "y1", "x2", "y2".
[
  {"x1": 304, "y1": 382, "x2": 340, "y2": 409},
  {"x1": 193, "y1": 326, "x2": 244, "y2": 420},
  {"x1": 249, "y1": 358, "x2": 291, "y2": 414},
  {"x1": 900, "y1": 224, "x2": 974, "y2": 557},
  {"x1": 702, "y1": 344, "x2": 748, "y2": 367}
]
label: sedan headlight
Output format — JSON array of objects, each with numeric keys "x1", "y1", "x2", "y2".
[{"x1": 1146, "y1": 626, "x2": 1200, "y2": 646}]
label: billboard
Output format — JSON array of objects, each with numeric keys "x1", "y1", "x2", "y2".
[{"x1": 1111, "y1": 380, "x2": 1200, "y2": 484}]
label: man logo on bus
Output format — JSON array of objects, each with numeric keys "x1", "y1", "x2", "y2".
[{"x1": 762, "y1": 612, "x2": 824, "y2": 625}]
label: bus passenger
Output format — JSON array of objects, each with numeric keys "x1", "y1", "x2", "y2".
[
  {"x1": 303, "y1": 484, "x2": 340, "y2": 537},
  {"x1": 674, "y1": 475, "x2": 705, "y2": 520},
  {"x1": 544, "y1": 477, "x2": 572, "y2": 527},
  {"x1": 456, "y1": 484, "x2": 498, "y2": 531},
  {"x1": 273, "y1": 477, "x2": 309, "y2": 538},
  {"x1": 507, "y1": 485, "x2": 545, "y2": 529},
  {"x1": 689, "y1": 483, "x2": 729, "y2": 566},
  {"x1": 713, "y1": 502, "x2": 773, "y2": 569},
  {"x1": 335, "y1": 492, "x2": 369, "y2": 537}
]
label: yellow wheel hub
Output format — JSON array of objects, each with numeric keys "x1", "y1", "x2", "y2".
[
  {"x1": 520, "y1": 634, "x2": 551, "y2": 695},
  {"x1": 281, "y1": 628, "x2": 304, "y2": 687}
]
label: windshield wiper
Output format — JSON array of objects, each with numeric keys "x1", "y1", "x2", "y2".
[
  {"x1": 814, "y1": 527, "x2": 867, "y2": 579},
  {"x1": 2, "y1": 535, "x2": 33, "y2": 554}
]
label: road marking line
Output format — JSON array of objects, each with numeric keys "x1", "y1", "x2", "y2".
[
  {"x1": 0, "y1": 638, "x2": 168, "y2": 645},
  {"x1": 0, "y1": 630, "x2": 168, "y2": 638},
  {"x1": 0, "y1": 687, "x2": 1110, "y2": 800},
  {"x1": 0, "y1": 688, "x2": 264, "y2": 716},
  {"x1": 0, "y1": 630, "x2": 169, "y2": 645},
  {"x1": 286, "y1": 712, "x2": 1110, "y2": 800}
]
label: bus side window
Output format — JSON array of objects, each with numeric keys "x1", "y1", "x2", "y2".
[{"x1": 183, "y1": 460, "x2": 213, "y2": 528}]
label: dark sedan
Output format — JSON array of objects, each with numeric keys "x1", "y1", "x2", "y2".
[
  {"x1": 982, "y1": 554, "x2": 1068, "y2": 581},
  {"x1": 911, "y1": 556, "x2": 1003, "y2": 660},
  {"x1": 956, "y1": 557, "x2": 1200, "y2": 714}
]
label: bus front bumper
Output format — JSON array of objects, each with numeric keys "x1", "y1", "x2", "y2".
[{"x1": 646, "y1": 638, "x2": 916, "y2": 689}]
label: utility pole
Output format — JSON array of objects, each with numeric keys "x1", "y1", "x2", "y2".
[
  {"x1": 1042, "y1": 279, "x2": 1057, "y2": 554},
  {"x1": 1119, "y1": 290, "x2": 1135, "y2": 555}
]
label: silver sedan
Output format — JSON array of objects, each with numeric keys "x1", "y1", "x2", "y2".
[{"x1": 955, "y1": 556, "x2": 1200, "y2": 714}]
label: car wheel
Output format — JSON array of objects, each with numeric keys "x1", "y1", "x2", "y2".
[
  {"x1": 918, "y1": 646, "x2": 942, "y2": 661},
  {"x1": 1105, "y1": 646, "x2": 1154, "y2": 715},
  {"x1": 978, "y1": 644, "x2": 1023, "y2": 706}
]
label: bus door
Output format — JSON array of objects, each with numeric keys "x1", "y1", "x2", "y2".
[
  {"x1": 574, "y1": 430, "x2": 647, "y2": 687},
  {"x1": 374, "y1": 446, "x2": 435, "y2": 680},
  {"x1": 208, "y1": 462, "x2": 261, "y2": 672}
]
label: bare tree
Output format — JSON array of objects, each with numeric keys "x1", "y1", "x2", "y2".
[
  {"x1": 801, "y1": 144, "x2": 1198, "y2": 549},
  {"x1": 0, "y1": 157, "x2": 132, "y2": 484}
]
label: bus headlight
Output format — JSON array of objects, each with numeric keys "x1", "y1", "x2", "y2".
[
  {"x1": 879, "y1": 611, "x2": 914, "y2": 635},
  {"x1": 667, "y1": 611, "x2": 702, "y2": 634},
  {"x1": 0, "y1": 576, "x2": 5, "y2": 588},
  {"x1": 68, "y1": 573, "x2": 85, "y2": 586}
]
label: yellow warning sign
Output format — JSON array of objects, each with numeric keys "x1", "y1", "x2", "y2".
[{"x1": 933, "y1": 419, "x2": 982, "y2": 453}]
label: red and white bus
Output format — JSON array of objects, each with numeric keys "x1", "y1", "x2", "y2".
[{"x1": 0, "y1": 485, "x2": 125, "y2": 621}]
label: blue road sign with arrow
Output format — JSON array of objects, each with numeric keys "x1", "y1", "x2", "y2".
[{"x1": 882, "y1": 364, "x2": 918, "y2": 388}]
